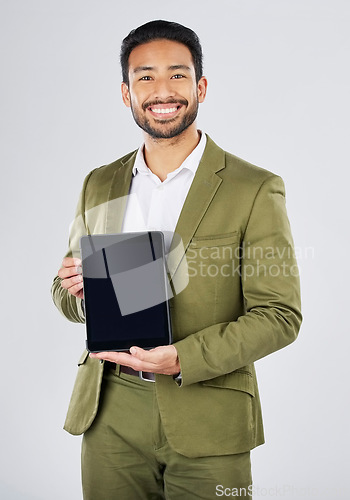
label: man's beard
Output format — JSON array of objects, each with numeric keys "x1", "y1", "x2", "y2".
[{"x1": 130, "y1": 97, "x2": 199, "y2": 139}]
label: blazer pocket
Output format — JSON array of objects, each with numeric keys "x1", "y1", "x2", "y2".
[
  {"x1": 77, "y1": 349, "x2": 90, "y2": 366},
  {"x1": 202, "y1": 370, "x2": 255, "y2": 397},
  {"x1": 190, "y1": 231, "x2": 238, "y2": 248}
]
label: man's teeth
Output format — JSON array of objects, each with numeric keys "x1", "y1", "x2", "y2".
[{"x1": 151, "y1": 107, "x2": 178, "y2": 114}]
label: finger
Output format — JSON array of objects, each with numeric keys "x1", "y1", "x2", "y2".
[
  {"x1": 58, "y1": 265, "x2": 83, "y2": 280},
  {"x1": 59, "y1": 277, "x2": 84, "y2": 298},
  {"x1": 89, "y1": 351, "x2": 156, "y2": 372},
  {"x1": 62, "y1": 257, "x2": 82, "y2": 268},
  {"x1": 129, "y1": 346, "x2": 147, "y2": 359},
  {"x1": 128, "y1": 347, "x2": 164, "y2": 371},
  {"x1": 75, "y1": 288, "x2": 84, "y2": 300},
  {"x1": 67, "y1": 281, "x2": 84, "y2": 297},
  {"x1": 130, "y1": 346, "x2": 168, "y2": 363},
  {"x1": 90, "y1": 351, "x2": 134, "y2": 365},
  {"x1": 60, "y1": 274, "x2": 83, "y2": 288}
]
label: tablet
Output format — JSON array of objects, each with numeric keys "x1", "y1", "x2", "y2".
[{"x1": 80, "y1": 232, "x2": 172, "y2": 352}]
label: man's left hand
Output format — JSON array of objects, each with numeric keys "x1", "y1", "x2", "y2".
[{"x1": 89, "y1": 345, "x2": 180, "y2": 376}]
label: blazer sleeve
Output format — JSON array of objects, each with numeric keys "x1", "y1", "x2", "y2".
[
  {"x1": 51, "y1": 171, "x2": 95, "y2": 323},
  {"x1": 174, "y1": 175, "x2": 302, "y2": 386}
]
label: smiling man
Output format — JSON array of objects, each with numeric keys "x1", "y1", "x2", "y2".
[
  {"x1": 125, "y1": 40, "x2": 202, "y2": 140},
  {"x1": 52, "y1": 20, "x2": 302, "y2": 500}
]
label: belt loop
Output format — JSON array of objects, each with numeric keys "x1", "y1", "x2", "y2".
[{"x1": 116, "y1": 364, "x2": 121, "y2": 375}]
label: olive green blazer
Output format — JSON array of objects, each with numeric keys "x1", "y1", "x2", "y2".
[{"x1": 51, "y1": 135, "x2": 302, "y2": 458}]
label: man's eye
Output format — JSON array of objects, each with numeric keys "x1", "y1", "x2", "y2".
[
  {"x1": 172, "y1": 74, "x2": 184, "y2": 79},
  {"x1": 140, "y1": 76, "x2": 152, "y2": 81}
]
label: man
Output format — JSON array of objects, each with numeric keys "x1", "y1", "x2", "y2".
[{"x1": 52, "y1": 20, "x2": 302, "y2": 499}]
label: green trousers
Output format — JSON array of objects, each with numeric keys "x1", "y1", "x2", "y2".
[{"x1": 81, "y1": 367, "x2": 252, "y2": 500}]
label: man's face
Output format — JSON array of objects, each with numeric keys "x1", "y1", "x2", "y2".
[{"x1": 121, "y1": 39, "x2": 207, "y2": 139}]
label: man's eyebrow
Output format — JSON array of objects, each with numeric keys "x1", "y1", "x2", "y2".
[
  {"x1": 168, "y1": 65, "x2": 191, "y2": 71},
  {"x1": 133, "y1": 66, "x2": 154, "y2": 74},
  {"x1": 132, "y1": 64, "x2": 191, "y2": 74}
]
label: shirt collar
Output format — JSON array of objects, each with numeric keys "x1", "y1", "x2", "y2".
[{"x1": 132, "y1": 131, "x2": 207, "y2": 178}]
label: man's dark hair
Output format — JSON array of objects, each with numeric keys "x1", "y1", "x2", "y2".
[{"x1": 120, "y1": 20, "x2": 203, "y2": 85}]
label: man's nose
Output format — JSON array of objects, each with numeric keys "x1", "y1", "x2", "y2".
[{"x1": 152, "y1": 78, "x2": 176, "y2": 100}]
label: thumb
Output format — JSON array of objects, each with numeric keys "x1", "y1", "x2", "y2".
[{"x1": 130, "y1": 346, "x2": 140, "y2": 357}]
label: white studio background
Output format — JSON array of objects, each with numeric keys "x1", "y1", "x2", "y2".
[{"x1": 0, "y1": 1, "x2": 349, "y2": 499}]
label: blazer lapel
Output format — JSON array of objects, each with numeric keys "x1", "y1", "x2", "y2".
[
  {"x1": 104, "y1": 151, "x2": 137, "y2": 234},
  {"x1": 167, "y1": 135, "x2": 226, "y2": 277}
]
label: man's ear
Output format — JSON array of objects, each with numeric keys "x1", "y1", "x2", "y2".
[
  {"x1": 197, "y1": 76, "x2": 208, "y2": 104},
  {"x1": 121, "y1": 82, "x2": 131, "y2": 108}
]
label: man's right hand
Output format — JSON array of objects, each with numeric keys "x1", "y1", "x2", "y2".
[{"x1": 58, "y1": 257, "x2": 84, "y2": 299}]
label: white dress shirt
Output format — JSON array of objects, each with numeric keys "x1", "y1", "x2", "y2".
[{"x1": 121, "y1": 131, "x2": 207, "y2": 254}]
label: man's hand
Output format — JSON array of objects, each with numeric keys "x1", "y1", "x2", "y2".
[
  {"x1": 89, "y1": 345, "x2": 180, "y2": 376},
  {"x1": 58, "y1": 257, "x2": 84, "y2": 299}
]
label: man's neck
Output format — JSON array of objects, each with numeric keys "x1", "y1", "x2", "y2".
[{"x1": 142, "y1": 124, "x2": 201, "y2": 182}]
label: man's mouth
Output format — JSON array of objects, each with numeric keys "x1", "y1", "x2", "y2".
[{"x1": 147, "y1": 103, "x2": 183, "y2": 119}]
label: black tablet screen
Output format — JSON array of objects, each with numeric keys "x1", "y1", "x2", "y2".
[{"x1": 80, "y1": 232, "x2": 172, "y2": 352}]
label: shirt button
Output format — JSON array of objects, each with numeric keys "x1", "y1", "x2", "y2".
[{"x1": 158, "y1": 185, "x2": 164, "y2": 191}]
